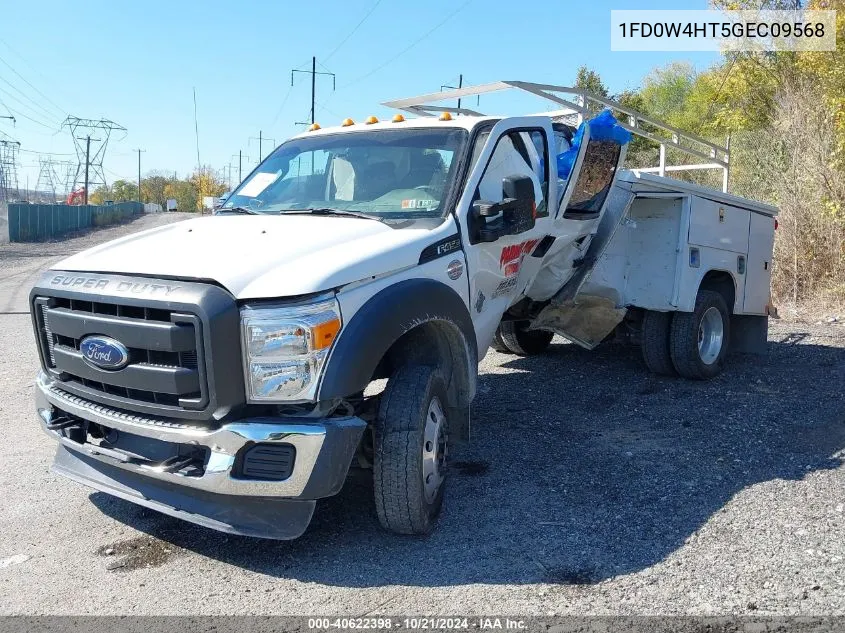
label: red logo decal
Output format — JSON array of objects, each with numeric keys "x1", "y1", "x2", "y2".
[{"x1": 499, "y1": 239, "x2": 539, "y2": 276}]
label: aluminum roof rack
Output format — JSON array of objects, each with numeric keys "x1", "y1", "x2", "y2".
[{"x1": 383, "y1": 80, "x2": 731, "y2": 192}]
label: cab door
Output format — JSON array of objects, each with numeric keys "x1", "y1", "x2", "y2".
[{"x1": 456, "y1": 117, "x2": 557, "y2": 353}]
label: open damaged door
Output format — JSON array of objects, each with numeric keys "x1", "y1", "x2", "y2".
[{"x1": 527, "y1": 114, "x2": 634, "y2": 349}]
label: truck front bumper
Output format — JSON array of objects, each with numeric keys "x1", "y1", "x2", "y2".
[{"x1": 35, "y1": 372, "x2": 366, "y2": 539}]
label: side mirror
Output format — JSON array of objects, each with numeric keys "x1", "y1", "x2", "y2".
[
  {"x1": 471, "y1": 175, "x2": 536, "y2": 243},
  {"x1": 503, "y1": 174, "x2": 534, "y2": 202}
]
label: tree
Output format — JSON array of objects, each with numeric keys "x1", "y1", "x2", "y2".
[
  {"x1": 574, "y1": 66, "x2": 608, "y2": 97},
  {"x1": 189, "y1": 167, "x2": 227, "y2": 211},
  {"x1": 141, "y1": 172, "x2": 172, "y2": 210},
  {"x1": 574, "y1": 66, "x2": 609, "y2": 117},
  {"x1": 88, "y1": 185, "x2": 110, "y2": 205},
  {"x1": 110, "y1": 179, "x2": 138, "y2": 202},
  {"x1": 613, "y1": 89, "x2": 659, "y2": 167}
]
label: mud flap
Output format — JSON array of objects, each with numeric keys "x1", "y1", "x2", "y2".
[{"x1": 532, "y1": 185, "x2": 636, "y2": 349}]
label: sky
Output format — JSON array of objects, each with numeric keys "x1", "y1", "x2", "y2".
[{"x1": 0, "y1": 0, "x2": 719, "y2": 195}]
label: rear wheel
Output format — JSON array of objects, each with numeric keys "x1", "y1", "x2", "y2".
[
  {"x1": 641, "y1": 310, "x2": 676, "y2": 375},
  {"x1": 373, "y1": 363, "x2": 448, "y2": 535},
  {"x1": 670, "y1": 290, "x2": 730, "y2": 379},
  {"x1": 491, "y1": 326, "x2": 510, "y2": 353},
  {"x1": 494, "y1": 320, "x2": 554, "y2": 355}
]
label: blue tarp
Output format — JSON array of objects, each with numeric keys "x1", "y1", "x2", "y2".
[{"x1": 557, "y1": 110, "x2": 632, "y2": 181}]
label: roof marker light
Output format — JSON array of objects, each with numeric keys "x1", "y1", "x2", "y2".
[
  {"x1": 308, "y1": 123, "x2": 321, "y2": 131},
  {"x1": 341, "y1": 118, "x2": 355, "y2": 127},
  {"x1": 439, "y1": 112, "x2": 453, "y2": 121},
  {"x1": 365, "y1": 116, "x2": 379, "y2": 124},
  {"x1": 392, "y1": 114, "x2": 405, "y2": 123}
]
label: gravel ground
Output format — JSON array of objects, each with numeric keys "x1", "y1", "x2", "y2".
[
  {"x1": 0, "y1": 217, "x2": 843, "y2": 616},
  {"x1": 0, "y1": 212, "x2": 195, "y2": 314}
]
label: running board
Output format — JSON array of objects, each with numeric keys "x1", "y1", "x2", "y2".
[{"x1": 532, "y1": 185, "x2": 636, "y2": 349}]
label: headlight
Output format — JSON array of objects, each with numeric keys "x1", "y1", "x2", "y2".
[{"x1": 240, "y1": 298, "x2": 341, "y2": 402}]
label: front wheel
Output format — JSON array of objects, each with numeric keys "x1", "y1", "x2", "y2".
[
  {"x1": 670, "y1": 290, "x2": 730, "y2": 379},
  {"x1": 493, "y1": 320, "x2": 554, "y2": 355},
  {"x1": 373, "y1": 364, "x2": 448, "y2": 535}
]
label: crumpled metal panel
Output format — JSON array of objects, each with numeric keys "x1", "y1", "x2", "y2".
[
  {"x1": 531, "y1": 185, "x2": 636, "y2": 350},
  {"x1": 531, "y1": 294, "x2": 627, "y2": 350}
]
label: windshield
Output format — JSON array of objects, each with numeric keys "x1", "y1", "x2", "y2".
[{"x1": 223, "y1": 128, "x2": 468, "y2": 218}]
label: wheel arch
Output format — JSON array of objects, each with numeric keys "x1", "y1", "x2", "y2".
[
  {"x1": 698, "y1": 269, "x2": 737, "y2": 314},
  {"x1": 319, "y1": 278, "x2": 478, "y2": 414}
]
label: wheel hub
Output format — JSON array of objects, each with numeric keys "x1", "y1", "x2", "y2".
[
  {"x1": 698, "y1": 306, "x2": 724, "y2": 365},
  {"x1": 422, "y1": 396, "x2": 447, "y2": 504}
]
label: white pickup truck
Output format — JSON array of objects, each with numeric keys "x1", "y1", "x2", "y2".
[{"x1": 29, "y1": 82, "x2": 777, "y2": 539}]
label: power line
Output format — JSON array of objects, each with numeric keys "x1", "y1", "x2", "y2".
[
  {"x1": 339, "y1": 0, "x2": 472, "y2": 90},
  {"x1": 268, "y1": 83, "x2": 295, "y2": 129},
  {"x1": 0, "y1": 93, "x2": 15, "y2": 121},
  {"x1": 703, "y1": 56, "x2": 738, "y2": 124},
  {"x1": 323, "y1": 0, "x2": 383, "y2": 63},
  {"x1": 0, "y1": 49, "x2": 67, "y2": 118},
  {"x1": 0, "y1": 81, "x2": 62, "y2": 125},
  {"x1": 0, "y1": 100, "x2": 58, "y2": 130},
  {"x1": 18, "y1": 148, "x2": 75, "y2": 156}
]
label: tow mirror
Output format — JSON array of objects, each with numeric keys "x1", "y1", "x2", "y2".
[{"x1": 471, "y1": 175, "x2": 536, "y2": 242}]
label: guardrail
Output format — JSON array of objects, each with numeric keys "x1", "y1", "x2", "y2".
[{"x1": 7, "y1": 201, "x2": 143, "y2": 243}]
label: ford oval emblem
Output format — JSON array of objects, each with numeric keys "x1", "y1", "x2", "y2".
[{"x1": 79, "y1": 335, "x2": 130, "y2": 370}]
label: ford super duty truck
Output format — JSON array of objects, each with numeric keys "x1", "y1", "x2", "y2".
[{"x1": 30, "y1": 81, "x2": 777, "y2": 539}]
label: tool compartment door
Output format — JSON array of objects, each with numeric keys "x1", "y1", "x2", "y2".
[
  {"x1": 742, "y1": 211, "x2": 776, "y2": 315},
  {"x1": 688, "y1": 199, "x2": 750, "y2": 254}
]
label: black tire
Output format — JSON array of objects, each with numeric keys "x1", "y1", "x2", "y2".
[
  {"x1": 491, "y1": 326, "x2": 510, "y2": 353},
  {"x1": 641, "y1": 310, "x2": 676, "y2": 376},
  {"x1": 495, "y1": 320, "x2": 554, "y2": 355},
  {"x1": 670, "y1": 290, "x2": 730, "y2": 380},
  {"x1": 373, "y1": 364, "x2": 448, "y2": 535}
]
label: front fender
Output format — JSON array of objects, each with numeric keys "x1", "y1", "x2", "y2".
[{"x1": 318, "y1": 278, "x2": 477, "y2": 403}]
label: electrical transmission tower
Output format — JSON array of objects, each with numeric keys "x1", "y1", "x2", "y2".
[
  {"x1": 58, "y1": 160, "x2": 76, "y2": 198},
  {"x1": 35, "y1": 156, "x2": 63, "y2": 202},
  {"x1": 0, "y1": 139, "x2": 21, "y2": 203},
  {"x1": 62, "y1": 116, "x2": 127, "y2": 204}
]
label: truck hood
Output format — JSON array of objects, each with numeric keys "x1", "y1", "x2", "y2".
[{"x1": 55, "y1": 215, "x2": 452, "y2": 299}]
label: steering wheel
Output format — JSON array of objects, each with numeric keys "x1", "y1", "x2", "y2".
[{"x1": 413, "y1": 185, "x2": 438, "y2": 195}]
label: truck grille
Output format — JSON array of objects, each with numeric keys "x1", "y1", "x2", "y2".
[
  {"x1": 31, "y1": 272, "x2": 245, "y2": 422},
  {"x1": 33, "y1": 296, "x2": 208, "y2": 413}
]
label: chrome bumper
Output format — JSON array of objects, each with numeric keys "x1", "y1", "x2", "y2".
[{"x1": 35, "y1": 372, "x2": 366, "y2": 500}]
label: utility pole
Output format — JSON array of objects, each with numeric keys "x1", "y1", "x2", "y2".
[
  {"x1": 441, "y1": 75, "x2": 470, "y2": 112},
  {"x1": 227, "y1": 161, "x2": 240, "y2": 190},
  {"x1": 292, "y1": 56, "x2": 335, "y2": 125},
  {"x1": 81, "y1": 135, "x2": 94, "y2": 204},
  {"x1": 135, "y1": 148, "x2": 145, "y2": 203},
  {"x1": 233, "y1": 152, "x2": 249, "y2": 183},
  {"x1": 249, "y1": 132, "x2": 275, "y2": 164}
]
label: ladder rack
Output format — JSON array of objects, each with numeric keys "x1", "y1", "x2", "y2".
[{"x1": 382, "y1": 80, "x2": 731, "y2": 193}]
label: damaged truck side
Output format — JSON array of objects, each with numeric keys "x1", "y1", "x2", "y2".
[{"x1": 30, "y1": 81, "x2": 777, "y2": 539}]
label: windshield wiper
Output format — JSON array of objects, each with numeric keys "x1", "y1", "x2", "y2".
[
  {"x1": 217, "y1": 206, "x2": 261, "y2": 215},
  {"x1": 277, "y1": 207, "x2": 383, "y2": 222}
]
